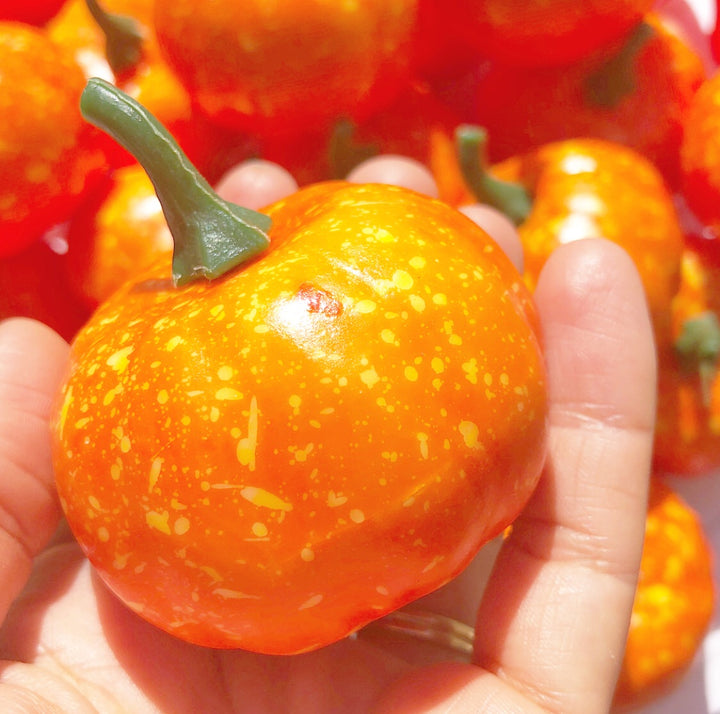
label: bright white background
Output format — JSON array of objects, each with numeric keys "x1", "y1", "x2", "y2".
[{"x1": 688, "y1": 0, "x2": 716, "y2": 29}]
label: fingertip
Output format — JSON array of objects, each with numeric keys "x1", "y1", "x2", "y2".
[
  {"x1": 535, "y1": 238, "x2": 641, "y2": 304},
  {"x1": 0, "y1": 317, "x2": 69, "y2": 622},
  {"x1": 534, "y1": 237, "x2": 657, "y2": 431},
  {"x1": 346, "y1": 155, "x2": 439, "y2": 198},
  {"x1": 215, "y1": 158, "x2": 299, "y2": 209},
  {"x1": 458, "y1": 204, "x2": 524, "y2": 272},
  {"x1": 0, "y1": 317, "x2": 70, "y2": 405}
]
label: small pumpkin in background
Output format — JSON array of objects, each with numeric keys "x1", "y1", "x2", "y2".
[{"x1": 613, "y1": 479, "x2": 715, "y2": 710}]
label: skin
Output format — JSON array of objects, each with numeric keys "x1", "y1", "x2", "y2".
[
  {"x1": 347, "y1": 155, "x2": 439, "y2": 198},
  {"x1": 260, "y1": 80, "x2": 462, "y2": 187},
  {"x1": 66, "y1": 159, "x2": 292, "y2": 310},
  {"x1": 0, "y1": 161, "x2": 656, "y2": 712}
]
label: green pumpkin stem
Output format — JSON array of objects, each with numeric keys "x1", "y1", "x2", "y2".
[
  {"x1": 675, "y1": 311, "x2": 720, "y2": 407},
  {"x1": 455, "y1": 125, "x2": 532, "y2": 226},
  {"x1": 584, "y1": 22, "x2": 655, "y2": 109},
  {"x1": 84, "y1": 0, "x2": 145, "y2": 80},
  {"x1": 80, "y1": 77, "x2": 271, "y2": 287},
  {"x1": 328, "y1": 118, "x2": 379, "y2": 179}
]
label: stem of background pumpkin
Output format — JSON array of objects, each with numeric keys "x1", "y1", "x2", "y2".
[
  {"x1": 455, "y1": 125, "x2": 532, "y2": 226},
  {"x1": 584, "y1": 22, "x2": 655, "y2": 109},
  {"x1": 84, "y1": 0, "x2": 145, "y2": 80},
  {"x1": 80, "y1": 77, "x2": 271, "y2": 287},
  {"x1": 675, "y1": 311, "x2": 720, "y2": 407},
  {"x1": 328, "y1": 118, "x2": 379, "y2": 179}
]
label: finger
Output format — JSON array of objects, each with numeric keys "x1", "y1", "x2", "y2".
[
  {"x1": 374, "y1": 238, "x2": 656, "y2": 713},
  {"x1": 458, "y1": 204, "x2": 524, "y2": 273},
  {"x1": 214, "y1": 158, "x2": 299, "y2": 209},
  {"x1": 473, "y1": 238, "x2": 657, "y2": 713},
  {"x1": 346, "y1": 155, "x2": 439, "y2": 198},
  {"x1": 0, "y1": 318, "x2": 70, "y2": 623}
]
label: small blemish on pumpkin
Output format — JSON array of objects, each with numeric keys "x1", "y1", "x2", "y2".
[{"x1": 296, "y1": 282, "x2": 344, "y2": 317}]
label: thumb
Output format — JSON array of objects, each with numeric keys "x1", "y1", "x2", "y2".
[{"x1": 0, "y1": 318, "x2": 70, "y2": 623}]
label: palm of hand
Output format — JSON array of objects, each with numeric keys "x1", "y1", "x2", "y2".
[{"x1": 0, "y1": 536, "x2": 495, "y2": 713}]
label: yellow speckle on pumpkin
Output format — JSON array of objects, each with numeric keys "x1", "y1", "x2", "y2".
[
  {"x1": 217, "y1": 365, "x2": 234, "y2": 381},
  {"x1": 216, "y1": 387, "x2": 243, "y2": 400},
  {"x1": 174, "y1": 517, "x2": 190, "y2": 535},
  {"x1": 362, "y1": 226, "x2": 395, "y2": 243},
  {"x1": 213, "y1": 588, "x2": 260, "y2": 600},
  {"x1": 355, "y1": 299, "x2": 377, "y2": 314},
  {"x1": 417, "y1": 432, "x2": 429, "y2": 459},
  {"x1": 393, "y1": 270, "x2": 414, "y2": 290},
  {"x1": 106, "y1": 346, "x2": 134, "y2": 374},
  {"x1": 103, "y1": 384, "x2": 123, "y2": 406},
  {"x1": 252, "y1": 522, "x2": 268, "y2": 537},
  {"x1": 241, "y1": 485, "x2": 292, "y2": 511},
  {"x1": 299, "y1": 594, "x2": 323, "y2": 610},
  {"x1": 148, "y1": 457, "x2": 163, "y2": 493},
  {"x1": 423, "y1": 555, "x2": 445, "y2": 573},
  {"x1": 360, "y1": 367, "x2": 380, "y2": 388},
  {"x1": 459, "y1": 421, "x2": 481, "y2": 449},
  {"x1": 58, "y1": 386, "x2": 73, "y2": 439},
  {"x1": 327, "y1": 491, "x2": 348, "y2": 507},
  {"x1": 289, "y1": 394, "x2": 302, "y2": 413},
  {"x1": 462, "y1": 358, "x2": 479, "y2": 384},
  {"x1": 293, "y1": 443, "x2": 314, "y2": 462},
  {"x1": 350, "y1": 509, "x2": 365, "y2": 524},
  {"x1": 380, "y1": 328, "x2": 396, "y2": 344},
  {"x1": 113, "y1": 553, "x2": 130, "y2": 570},
  {"x1": 236, "y1": 396, "x2": 259, "y2": 470},
  {"x1": 146, "y1": 510, "x2": 171, "y2": 534}
]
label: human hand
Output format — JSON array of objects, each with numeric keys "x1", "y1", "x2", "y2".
[{"x1": 0, "y1": 158, "x2": 656, "y2": 713}]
